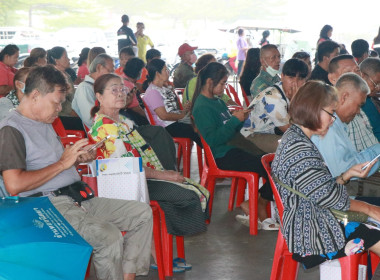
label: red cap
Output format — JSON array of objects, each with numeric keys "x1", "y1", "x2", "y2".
[{"x1": 178, "y1": 43, "x2": 198, "y2": 56}]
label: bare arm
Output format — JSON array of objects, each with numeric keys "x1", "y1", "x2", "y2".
[
  {"x1": 3, "y1": 139, "x2": 90, "y2": 195},
  {"x1": 0, "y1": 85, "x2": 13, "y2": 95},
  {"x1": 144, "y1": 167, "x2": 184, "y2": 182},
  {"x1": 154, "y1": 106, "x2": 187, "y2": 121}
]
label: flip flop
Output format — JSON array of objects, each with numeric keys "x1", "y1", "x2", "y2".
[
  {"x1": 173, "y1": 257, "x2": 192, "y2": 270},
  {"x1": 261, "y1": 217, "x2": 280, "y2": 231},
  {"x1": 150, "y1": 263, "x2": 186, "y2": 273}
]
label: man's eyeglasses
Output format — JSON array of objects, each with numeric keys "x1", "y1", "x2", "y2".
[
  {"x1": 322, "y1": 108, "x2": 336, "y2": 122},
  {"x1": 106, "y1": 85, "x2": 130, "y2": 96},
  {"x1": 362, "y1": 72, "x2": 380, "y2": 90}
]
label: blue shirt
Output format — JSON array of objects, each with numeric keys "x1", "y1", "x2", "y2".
[
  {"x1": 311, "y1": 114, "x2": 380, "y2": 178},
  {"x1": 362, "y1": 96, "x2": 380, "y2": 141}
]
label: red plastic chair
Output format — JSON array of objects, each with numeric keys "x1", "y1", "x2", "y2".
[
  {"x1": 261, "y1": 153, "x2": 373, "y2": 280},
  {"x1": 240, "y1": 85, "x2": 250, "y2": 107},
  {"x1": 52, "y1": 117, "x2": 85, "y2": 146},
  {"x1": 225, "y1": 84, "x2": 242, "y2": 106},
  {"x1": 200, "y1": 136, "x2": 260, "y2": 235},
  {"x1": 141, "y1": 97, "x2": 203, "y2": 178}
]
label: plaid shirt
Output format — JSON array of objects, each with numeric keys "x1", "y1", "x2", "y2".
[{"x1": 347, "y1": 110, "x2": 378, "y2": 152}]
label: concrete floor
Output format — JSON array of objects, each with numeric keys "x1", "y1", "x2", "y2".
[{"x1": 89, "y1": 146, "x2": 321, "y2": 280}]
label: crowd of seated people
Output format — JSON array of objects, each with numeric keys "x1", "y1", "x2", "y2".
[{"x1": 2, "y1": 26, "x2": 380, "y2": 278}]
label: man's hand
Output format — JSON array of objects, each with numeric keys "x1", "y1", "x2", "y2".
[
  {"x1": 59, "y1": 139, "x2": 90, "y2": 169},
  {"x1": 77, "y1": 143, "x2": 97, "y2": 164}
]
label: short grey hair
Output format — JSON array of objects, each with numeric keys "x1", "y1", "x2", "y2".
[
  {"x1": 336, "y1": 72, "x2": 370, "y2": 96},
  {"x1": 89, "y1": 53, "x2": 113, "y2": 73},
  {"x1": 360, "y1": 57, "x2": 380, "y2": 77}
]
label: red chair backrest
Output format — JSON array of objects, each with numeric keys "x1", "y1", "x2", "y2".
[
  {"x1": 226, "y1": 84, "x2": 242, "y2": 106},
  {"x1": 52, "y1": 117, "x2": 67, "y2": 137},
  {"x1": 240, "y1": 85, "x2": 250, "y2": 107},
  {"x1": 200, "y1": 136, "x2": 218, "y2": 171},
  {"x1": 141, "y1": 97, "x2": 156, "y2": 125},
  {"x1": 174, "y1": 88, "x2": 184, "y2": 110},
  {"x1": 261, "y1": 153, "x2": 284, "y2": 222}
]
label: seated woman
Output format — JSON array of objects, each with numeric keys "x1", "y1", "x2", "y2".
[
  {"x1": 23, "y1": 47, "x2": 47, "y2": 67},
  {"x1": 89, "y1": 73, "x2": 208, "y2": 270},
  {"x1": 143, "y1": 58, "x2": 202, "y2": 147},
  {"x1": 183, "y1": 53, "x2": 236, "y2": 106},
  {"x1": 0, "y1": 44, "x2": 19, "y2": 96},
  {"x1": 239, "y1": 48, "x2": 261, "y2": 102},
  {"x1": 191, "y1": 62, "x2": 278, "y2": 230},
  {"x1": 121, "y1": 57, "x2": 149, "y2": 126},
  {"x1": 272, "y1": 80, "x2": 380, "y2": 269},
  {"x1": 0, "y1": 67, "x2": 30, "y2": 121}
]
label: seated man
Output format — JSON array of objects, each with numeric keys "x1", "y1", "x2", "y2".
[
  {"x1": 361, "y1": 58, "x2": 380, "y2": 141},
  {"x1": 249, "y1": 44, "x2": 281, "y2": 99},
  {"x1": 242, "y1": 58, "x2": 309, "y2": 153},
  {"x1": 310, "y1": 40, "x2": 340, "y2": 85},
  {"x1": 0, "y1": 65, "x2": 152, "y2": 280},
  {"x1": 72, "y1": 53, "x2": 115, "y2": 128},
  {"x1": 173, "y1": 43, "x2": 197, "y2": 88},
  {"x1": 312, "y1": 73, "x2": 380, "y2": 178},
  {"x1": 327, "y1": 54, "x2": 378, "y2": 151},
  {"x1": 351, "y1": 39, "x2": 370, "y2": 65}
]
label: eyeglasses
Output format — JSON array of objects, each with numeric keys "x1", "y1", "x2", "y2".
[
  {"x1": 105, "y1": 85, "x2": 130, "y2": 96},
  {"x1": 362, "y1": 72, "x2": 380, "y2": 90},
  {"x1": 322, "y1": 108, "x2": 336, "y2": 122}
]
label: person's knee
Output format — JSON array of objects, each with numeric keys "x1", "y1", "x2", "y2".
[
  {"x1": 84, "y1": 221, "x2": 123, "y2": 248},
  {"x1": 139, "y1": 203, "x2": 153, "y2": 222}
]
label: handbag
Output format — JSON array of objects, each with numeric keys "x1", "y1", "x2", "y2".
[
  {"x1": 273, "y1": 176, "x2": 368, "y2": 225},
  {"x1": 0, "y1": 196, "x2": 92, "y2": 280}
]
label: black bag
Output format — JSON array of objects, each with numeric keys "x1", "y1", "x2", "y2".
[{"x1": 54, "y1": 181, "x2": 95, "y2": 206}]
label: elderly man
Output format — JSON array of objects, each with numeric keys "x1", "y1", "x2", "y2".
[
  {"x1": 72, "y1": 53, "x2": 114, "y2": 127},
  {"x1": 310, "y1": 40, "x2": 340, "y2": 85},
  {"x1": 312, "y1": 73, "x2": 380, "y2": 178},
  {"x1": 173, "y1": 43, "x2": 198, "y2": 88},
  {"x1": 241, "y1": 58, "x2": 309, "y2": 153},
  {"x1": 361, "y1": 58, "x2": 380, "y2": 141},
  {"x1": 249, "y1": 44, "x2": 281, "y2": 99},
  {"x1": 0, "y1": 65, "x2": 152, "y2": 280},
  {"x1": 327, "y1": 55, "x2": 378, "y2": 152}
]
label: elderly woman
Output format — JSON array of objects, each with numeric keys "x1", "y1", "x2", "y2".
[
  {"x1": 47, "y1": 46, "x2": 76, "y2": 117},
  {"x1": 89, "y1": 73, "x2": 208, "y2": 270},
  {"x1": 0, "y1": 67, "x2": 30, "y2": 121},
  {"x1": 272, "y1": 80, "x2": 380, "y2": 269},
  {"x1": 0, "y1": 44, "x2": 19, "y2": 96}
]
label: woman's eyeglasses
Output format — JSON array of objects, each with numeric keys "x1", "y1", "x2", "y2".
[
  {"x1": 106, "y1": 86, "x2": 130, "y2": 96},
  {"x1": 322, "y1": 108, "x2": 336, "y2": 122}
]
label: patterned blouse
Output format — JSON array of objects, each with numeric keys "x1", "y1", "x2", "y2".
[
  {"x1": 90, "y1": 113, "x2": 164, "y2": 170},
  {"x1": 271, "y1": 124, "x2": 350, "y2": 256}
]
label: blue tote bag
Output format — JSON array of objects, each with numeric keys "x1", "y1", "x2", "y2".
[{"x1": 0, "y1": 196, "x2": 92, "y2": 280}]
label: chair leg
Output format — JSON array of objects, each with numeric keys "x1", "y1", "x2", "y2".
[
  {"x1": 176, "y1": 236, "x2": 185, "y2": 259},
  {"x1": 248, "y1": 178, "x2": 259, "y2": 235},
  {"x1": 182, "y1": 141, "x2": 191, "y2": 178},
  {"x1": 196, "y1": 145, "x2": 203, "y2": 178},
  {"x1": 235, "y1": 178, "x2": 246, "y2": 208},
  {"x1": 228, "y1": 178, "x2": 238, "y2": 211},
  {"x1": 159, "y1": 211, "x2": 174, "y2": 277},
  {"x1": 270, "y1": 232, "x2": 285, "y2": 280},
  {"x1": 152, "y1": 205, "x2": 165, "y2": 280},
  {"x1": 207, "y1": 177, "x2": 216, "y2": 222},
  {"x1": 281, "y1": 255, "x2": 299, "y2": 280},
  {"x1": 200, "y1": 164, "x2": 209, "y2": 187}
]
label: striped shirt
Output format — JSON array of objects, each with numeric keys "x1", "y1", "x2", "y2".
[
  {"x1": 347, "y1": 110, "x2": 378, "y2": 152},
  {"x1": 272, "y1": 125, "x2": 350, "y2": 256}
]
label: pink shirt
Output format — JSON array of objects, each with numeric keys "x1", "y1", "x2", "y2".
[
  {"x1": 0, "y1": 61, "x2": 16, "y2": 87},
  {"x1": 144, "y1": 83, "x2": 174, "y2": 127},
  {"x1": 122, "y1": 74, "x2": 139, "y2": 108}
]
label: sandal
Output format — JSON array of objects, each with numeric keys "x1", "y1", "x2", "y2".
[
  {"x1": 173, "y1": 257, "x2": 192, "y2": 270},
  {"x1": 150, "y1": 263, "x2": 186, "y2": 273},
  {"x1": 260, "y1": 218, "x2": 280, "y2": 231}
]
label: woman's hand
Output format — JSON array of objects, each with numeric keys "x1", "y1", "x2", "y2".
[
  {"x1": 161, "y1": 170, "x2": 185, "y2": 183},
  {"x1": 232, "y1": 109, "x2": 250, "y2": 122},
  {"x1": 59, "y1": 139, "x2": 90, "y2": 169},
  {"x1": 368, "y1": 204, "x2": 380, "y2": 222},
  {"x1": 342, "y1": 160, "x2": 377, "y2": 182}
]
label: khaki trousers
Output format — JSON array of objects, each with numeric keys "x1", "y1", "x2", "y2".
[
  {"x1": 246, "y1": 133, "x2": 282, "y2": 154},
  {"x1": 50, "y1": 196, "x2": 153, "y2": 280}
]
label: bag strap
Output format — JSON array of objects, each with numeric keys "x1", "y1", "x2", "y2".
[{"x1": 273, "y1": 175, "x2": 308, "y2": 200}]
